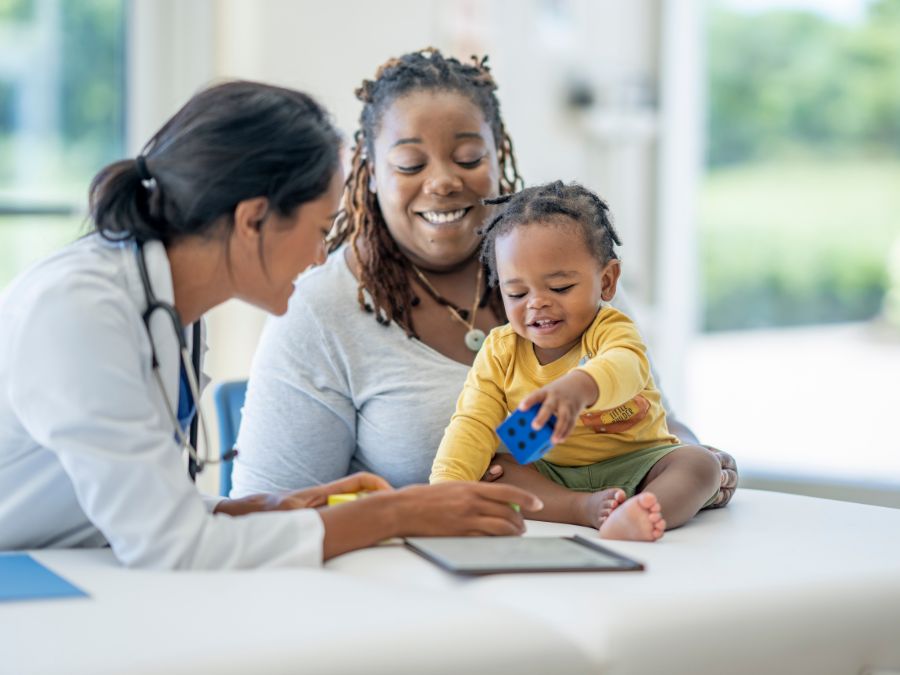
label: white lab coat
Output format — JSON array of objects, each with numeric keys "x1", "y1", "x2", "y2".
[{"x1": 0, "y1": 234, "x2": 324, "y2": 569}]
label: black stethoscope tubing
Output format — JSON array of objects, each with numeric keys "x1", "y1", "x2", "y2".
[{"x1": 135, "y1": 240, "x2": 233, "y2": 478}]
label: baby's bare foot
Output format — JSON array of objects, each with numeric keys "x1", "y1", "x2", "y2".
[
  {"x1": 581, "y1": 488, "x2": 626, "y2": 529},
  {"x1": 598, "y1": 492, "x2": 666, "y2": 542}
]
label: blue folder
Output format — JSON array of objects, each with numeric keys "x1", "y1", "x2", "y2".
[{"x1": 0, "y1": 553, "x2": 88, "y2": 603}]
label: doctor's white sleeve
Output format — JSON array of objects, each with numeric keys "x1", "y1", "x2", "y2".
[{"x1": 9, "y1": 276, "x2": 326, "y2": 570}]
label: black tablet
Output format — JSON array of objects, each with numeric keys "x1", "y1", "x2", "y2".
[{"x1": 405, "y1": 535, "x2": 644, "y2": 576}]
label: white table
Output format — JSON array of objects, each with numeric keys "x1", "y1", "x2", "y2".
[
  {"x1": 1, "y1": 552, "x2": 590, "y2": 675},
  {"x1": 4, "y1": 489, "x2": 900, "y2": 675}
]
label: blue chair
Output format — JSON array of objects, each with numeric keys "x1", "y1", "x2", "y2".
[{"x1": 212, "y1": 380, "x2": 248, "y2": 497}]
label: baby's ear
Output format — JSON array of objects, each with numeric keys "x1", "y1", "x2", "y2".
[{"x1": 599, "y1": 259, "x2": 621, "y2": 302}]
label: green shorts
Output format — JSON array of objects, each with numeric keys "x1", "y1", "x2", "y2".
[{"x1": 532, "y1": 444, "x2": 683, "y2": 498}]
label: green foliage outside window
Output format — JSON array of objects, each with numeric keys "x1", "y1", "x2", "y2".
[
  {"x1": 0, "y1": 0, "x2": 125, "y2": 197},
  {"x1": 0, "y1": 0, "x2": 124, "y2": 289},
  {"x1": 0, "y1": 0, "x2": 33, "y2": 23},
  {"x1": 702, "y1": 0, "x2": 900, "y2": 331},
  {"x1": 59, "y1": 0, "x2": 126, "y2": 175}
]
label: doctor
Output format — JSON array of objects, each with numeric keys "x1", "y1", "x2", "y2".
[{"x1": 0, "y1": 81, "x2": 540, "y2": 569}]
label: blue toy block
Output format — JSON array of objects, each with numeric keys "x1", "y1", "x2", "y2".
[{"x1": 496, "y1": 404, "x2": 557, "y2": 464}]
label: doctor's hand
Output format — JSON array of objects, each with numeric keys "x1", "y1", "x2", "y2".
[
  {"x1": 277, "y1": 472, "x2": 393, "y2": 510},
  {"x1": 389, "y1": 482, "x2": 542, "y2": 537},
  {"x1": 318, "y1": 482, "x2": 543, "y2": 561},
  {"x1": 214, "y1": 472, "x2": 392, "y2": 516},
  {"x1": 518, "y1": 370, "x2": 599, "y2": 445}
]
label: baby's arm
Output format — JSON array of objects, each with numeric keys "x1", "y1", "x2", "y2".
[
  {"x1": 430, "y1": 334, "x2": 512, "y2": 483},
  {"x1": 522, "y1": 310, "x2": 650, "y2": 444},
  {"x1": 518, "y1": 371, "x2": 600, "y2": 444}
]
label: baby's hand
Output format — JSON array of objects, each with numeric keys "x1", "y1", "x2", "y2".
[{"x1": 518, "y1": 371, "x2": 599, "y2": 445}]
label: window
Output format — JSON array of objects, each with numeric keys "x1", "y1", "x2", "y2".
[
  {"x1": 0, "y1": 0, "x2": 126, "y2": 287},
  {"x1": 687, "y1": 0, "x2": 900, "y2": 499}
]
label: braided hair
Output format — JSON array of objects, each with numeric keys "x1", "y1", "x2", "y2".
[
  {"x1": 331, "y1": 47, "x2": 524, "y2": 337},
  {"x1": 479, "y1": 181, "x2": 623, "y2": 287}
]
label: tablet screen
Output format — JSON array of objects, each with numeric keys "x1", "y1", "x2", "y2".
[{"x1": 405, "y1": 535, "x2": 643, "y2": 575}]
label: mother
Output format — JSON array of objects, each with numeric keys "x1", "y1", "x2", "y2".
[{"x1": 232, "y1": 49, "x2": 737, "y2": 513}]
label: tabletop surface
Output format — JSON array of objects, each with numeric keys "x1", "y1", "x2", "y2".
[{"x1": 3, "y1": 489, "x2": 900, "y2": 675}]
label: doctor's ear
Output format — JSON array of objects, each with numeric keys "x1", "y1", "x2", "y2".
[{"x1": 233, "y1": 197, "x2": 270, "y2": 239}]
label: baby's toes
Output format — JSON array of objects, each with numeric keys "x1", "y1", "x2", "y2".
[{"x1": 635, "y1": 492, "x2": 660, "y2": 512}]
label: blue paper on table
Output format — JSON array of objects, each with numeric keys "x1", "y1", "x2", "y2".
[
  {"x1": 496, "y1": 404, "x2": 557, "y2": 464},
  {"x1": 0, "y1": 553, "x2": 88, "y2": 603}
]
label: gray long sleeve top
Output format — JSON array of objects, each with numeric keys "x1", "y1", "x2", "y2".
[{"x1": 231, "y1": 248, "x2": 693, "y2": 496}]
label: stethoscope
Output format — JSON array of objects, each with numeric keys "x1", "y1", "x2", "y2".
[{"x1": 135, "y1": 240, "x2": 236, "y2": 477}]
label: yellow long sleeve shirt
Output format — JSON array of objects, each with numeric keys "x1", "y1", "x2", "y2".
[{"x1": 430, "y1": 306, "x2": 678, "y2": 483}]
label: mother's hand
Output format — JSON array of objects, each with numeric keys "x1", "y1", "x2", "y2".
[
  {"x1": 481, "y1": 460, "x2": 504, "y2": 482},
  {"x1": 704, "y1": 447, "x2": 738, "y2": 508}
]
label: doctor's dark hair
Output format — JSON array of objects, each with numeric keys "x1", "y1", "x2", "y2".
[
  {"x1": 330, "y1": 47, "x2": 522, "y2": 338},
  {"x1": 479, "y1": 181, "x2": 622, "y2": 287},
  {"x1": 89, "y1": 80, "x2": 341, "y2": 246}
]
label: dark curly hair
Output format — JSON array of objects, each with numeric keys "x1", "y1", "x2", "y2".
[
  {"x1": 480, "y1": 181, "x2": 622, "y2": 286},
  {"x1": 330, "y1": 47, "x2": 524, "y2": 337}
]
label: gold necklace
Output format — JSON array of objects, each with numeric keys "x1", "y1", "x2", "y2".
[{"x1": 411, "y1": 264, "x2": 486, "y2": 352}]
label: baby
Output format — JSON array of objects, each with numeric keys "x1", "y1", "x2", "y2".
[{"x1": 430, "y1": 181, "x2": 721, "y2": 541}]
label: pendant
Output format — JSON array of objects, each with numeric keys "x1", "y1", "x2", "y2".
[{"x1": 464, "y1": 328, "x2": 486, "y2": 352}]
